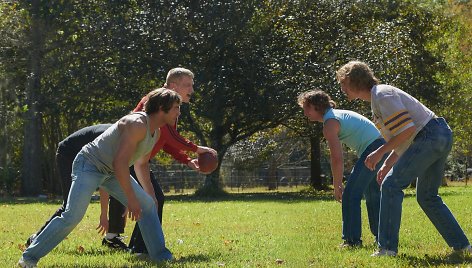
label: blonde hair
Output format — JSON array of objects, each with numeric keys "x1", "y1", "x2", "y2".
[
  {"x1": 297, "y1": 90, "x2": 336, "y2": 112},
  {"x1": 165, "y1": 67, "x2": 194, "y2": 85},
  {"x1": 336, "y1": 61, "x2": 379, "y2": 91}
]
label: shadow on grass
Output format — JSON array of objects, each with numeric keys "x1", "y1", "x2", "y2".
[
  {"x1": 2, "y1": 185, "x2": 468, "y2": 205},
  {"x1": 165, "y1": 190, "x2": 334, "y2": 203},
  {"x1": 124, "y1": 253, "x2": 213, "y2": 268},
  {"x1": 0, "y1": 190, "x2": 334, "y2": 205},
  {"x1": 0, "y1": 197, "x2": 64, "y2": 205},
  {"x1": 400, "y1": 252, "x2": 472, "y2": 267},
  {"x1": 54, "y1": 249, "x2": 212, "y2": 267}
]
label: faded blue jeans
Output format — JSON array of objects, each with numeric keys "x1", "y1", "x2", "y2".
[
  {"x1": 342, "y1": 138, "x2": 386, "y2": 245},
  {"x1": 378, "y1": 118, "x2": 470, "y2": 253},
  {"x1": 22, "y1": 152, "x2": 173, "y2": 264}
]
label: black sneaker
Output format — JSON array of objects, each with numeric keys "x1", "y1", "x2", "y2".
[
  {"x1": 102, "y1": 236, "x2": 129, "y2": 251},
  {"x1": 339, "y1": 240, "x2": 362, "y2": 249}
]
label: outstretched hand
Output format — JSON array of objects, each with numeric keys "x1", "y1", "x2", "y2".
[
  {"x1": 188, "y1": 158, "x2": 213, "y2": 175},
  {"x1": 96, "y1": 214, "x2": 109, "y2": 236},
  {"x1": 376, "y1": 164, "x2": 391, "y2": 185},
  {"x1": 334, "y1": 185, "x2": 344, "y2": 203},
  {"x1": 196, "y1": 146, "x2": 217, "y2": 155},
  {"x1": 364, "y1": 149, "x2": 383, "y2": 171},
  {"x1": 187, "y1": 159, "x2": 199, "y2": 171},
  {"x1": 125, "y1": 197, "x2": 142, "y2": 221}
]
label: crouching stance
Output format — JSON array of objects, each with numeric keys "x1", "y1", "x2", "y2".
[
  {"x1": 19, "y1": 88, "x2": 179, "y2": 267},
  {"x1": 298, "y1": 90, "x2": 386, "y2": 248},
  {"x1": 336, "y1": 60, "x2": 471, "y2": 257}
]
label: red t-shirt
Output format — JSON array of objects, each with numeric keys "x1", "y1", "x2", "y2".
[{"x1": 134, "y1": 96, "x2": 198, "y2": 164}]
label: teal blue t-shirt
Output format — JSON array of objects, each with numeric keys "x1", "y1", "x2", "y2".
[{"x1": 323, "y1": 108, "x2": 381, "y2": 157}]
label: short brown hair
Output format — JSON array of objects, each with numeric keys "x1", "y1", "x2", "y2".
[
  {"x1": 297, "y1": 90, "x2": 336, "y2": 112},
  {"x1": 336, "y1": 61, "x2": 379, "y2": 91},
  {"x1": 144, "y1": 88, "x2": 181, "y2": 114}
]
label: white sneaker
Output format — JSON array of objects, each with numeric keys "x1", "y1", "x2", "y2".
[
  {"x1": 18, "y1": 257, "x2": 37, "y2": 268},
  {"x1": 371, "y1": 249, "x2": 397, "y2": 257}
]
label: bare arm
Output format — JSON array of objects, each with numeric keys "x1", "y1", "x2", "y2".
[
  {"x1": 134, "y1": 153, "x2": 157, "y2": 202},
  {"x1": 112, "y1": 117, "x2": 147, "y2": 221},
  {"x1": 96, "y1": 188, "x2": 109, "y2": 235},
  {"x1": 323, "y1": 119, "x2": 344, "y2": 202},
  {"x1": 376, "y1": 151, "x2": 399, "y2": 184},
  {"x1": 365, "y1": 126, "x2": 416, "y2": 171}
]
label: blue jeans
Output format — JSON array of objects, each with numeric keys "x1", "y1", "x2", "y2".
[
  {"x1": 22, "y1": 152, "x2": 173, "y2": 263},
  {"x1": 378, "y1": 118, "x2": 469, "y2": 252},
  {"x1": 342, "y1": 138, "x2": 385, "y2": 245}
]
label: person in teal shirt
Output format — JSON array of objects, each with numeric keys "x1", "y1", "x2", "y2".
[{"x1": 298, "y1": 89, "x2": 388, "y2": 247}]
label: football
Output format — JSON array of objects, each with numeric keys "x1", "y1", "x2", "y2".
[{"x1": 197, "y1": 152, "x2": 218, "y2": 173}]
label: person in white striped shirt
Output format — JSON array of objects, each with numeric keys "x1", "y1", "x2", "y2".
[{"x1": 336, "y1": 60, "x2": 471, "y2": 257}]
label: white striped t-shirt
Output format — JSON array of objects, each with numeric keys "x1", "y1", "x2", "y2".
[{"x1": 370, "y1": 84, "x2": 435, "y2": 155}]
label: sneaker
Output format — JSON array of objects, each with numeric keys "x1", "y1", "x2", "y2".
[
  {"x1": 371, "y1": 249, "x2": 397, "y2": 257},
  {"x1": 18, "y1": 257, "x2": 37, "y2": 268},
  {"x1": 454, "y1": 245, "x2": 472, "y2": 255},
  {"x1": 339, "y1": 241, "x2": 362, "y2": 249},
  {"x1": 102, "y1": 236, "x2": 128, "y2": 251},
  {"x1": 25, "y1": 234, "x2": 37, "y2": 247},
  {"x1": 465, "y1": 245, "x2": 472, "y2": 254}
]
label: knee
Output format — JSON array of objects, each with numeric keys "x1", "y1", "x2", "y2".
[
  {"x1": 156, "y1": 192, "x2": 165, "y2": 206},
  {"x1": 61, "y1": 210, "x2": 84, "y2": 228},
  {"x1": 342, "y1": 186, "x2": 362, "y2": 203},
  {"x1": 380, "y1": 177, "x2": 398, "y2": 193},
  {"x1": 140, "y1": 194, "x2": 156, "y2": 212},
  {"x1": 416, "y1": 190, "x2": 437, "y2": 208}
]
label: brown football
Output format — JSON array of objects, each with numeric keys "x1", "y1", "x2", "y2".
[{"x1": 197, "y1": 152, "x2": 218, "y2": 173}]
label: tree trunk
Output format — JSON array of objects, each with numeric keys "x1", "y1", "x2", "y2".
[
  {"x1": 21, "y1": 0, "x2": 44, "y2": 196},
  {"x1": 0, "y1": 83, "x2": 7, "y2": 168},
  {"x1": 195, "y1": 169, "x2": 226, "y2": 197},
  {"x1": 267, "y1": 163, "x2": 278, "y2": 191},
  {"x1": 195, "y1": 134, "x2": 228, "y2": 196},
  {"x1": 310, "y1": 135, "x2": 323, "y2": 190}
]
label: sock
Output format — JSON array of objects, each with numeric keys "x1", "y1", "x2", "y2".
[{"x1": 105, "y1": 233, "x2": 118, "y2": 240}]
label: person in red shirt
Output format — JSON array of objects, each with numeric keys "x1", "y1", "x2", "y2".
[{"x1": 101, "y1": 68, "x2": 216, "y2": 254}]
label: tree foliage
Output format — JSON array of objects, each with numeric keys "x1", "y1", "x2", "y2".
[{"x1": 0, "y1": 0, "x2": 470, "y2": 196}]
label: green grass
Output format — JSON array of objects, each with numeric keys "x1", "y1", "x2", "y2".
[{"x1": 2, "y1": 186, "x2": 472, "y2": 267}]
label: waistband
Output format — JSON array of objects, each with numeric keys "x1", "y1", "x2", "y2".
[
  {"x1": 416, "y1": 117, "x2": 450, "y2": 138},
  {"x1": 361, "y1": 137, "x2": 385, "y2": 157}
]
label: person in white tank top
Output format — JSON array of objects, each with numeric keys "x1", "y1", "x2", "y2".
[{"x1": 19, "y1": 88, "x2": 181, "y2": 267}]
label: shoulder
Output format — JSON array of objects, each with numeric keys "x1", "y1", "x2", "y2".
[
  {"x1": 323, "y1": 119, "x2": 340, "y2": 139},
  {"x1": 118, "y1": 114, "x2": 147, "y2": 137},
  {"x1": 323, "y1": 108, "x2": 336, "y2": 121},
  {"x1": 373, "y1": 84, "x2": 399, "y2": 99},
  {"x1": 133, "y1": 96, "x2": 148, "y2": 112}
]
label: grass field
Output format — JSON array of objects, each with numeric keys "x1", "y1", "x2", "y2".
[{"x1": 2, "y1": 185, "x2": 472, "y2": 267}]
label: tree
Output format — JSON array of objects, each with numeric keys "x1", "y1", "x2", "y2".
[
  {"x1": 21, "y1": 1, "x2": 43, "y2": 195},
  {"x1": 225, "y1": 126, "x2": 312, "y2": 190},
  {"x1": 438, "y1": 0, "x2": 472, "y2": 179},
  {"x1": 0, "y1": 0, "x2": 468, "y2": 196}
]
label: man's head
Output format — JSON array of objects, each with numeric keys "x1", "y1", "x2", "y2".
[
  {"x1": 336, "y1": 61, "x2": 379, "y2": 100},
  {"x1": 297, "y1": 90, "x2": 336, "y2": 122},
  {"x1": 164, "y1": 67, "x2": 194, "y2": 103},
  {"x1": 144, "y1": 88, "x2": 182, "y2": 114}
]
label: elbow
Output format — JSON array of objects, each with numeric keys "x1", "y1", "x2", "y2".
[{"x1": 134, "y1": 158, "x2": 148, "y2": 169}]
